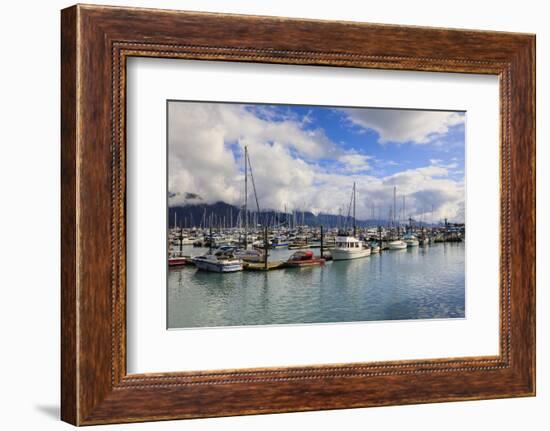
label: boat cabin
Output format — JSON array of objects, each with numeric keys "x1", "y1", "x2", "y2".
[{"x1": 335, "y1": 236, "x2": 362, "y2": 248}]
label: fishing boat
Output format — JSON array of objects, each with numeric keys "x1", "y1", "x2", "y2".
[
  {"x1": 330, "y1": 183, "x2": 371, "y2": 261},
  {"x1": 331, "y1": 236, "x2": 371, "y2": 260},
  {"x1": 285, "y1": 250, "x2": 325, "y2": 268},
  {"x1": 193, "y1": 249, "x2": 243, "y2": 273},
  {"x1": 388, "y1": 240, "x2": 407, "y2": 250},
  {"x1": 403, "y1": 233, "x2": 419, "y2": 247}
]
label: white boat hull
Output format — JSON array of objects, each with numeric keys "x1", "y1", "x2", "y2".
[
  {"x1": 193, "y1": 259, "x2": 243, "y2": 273},
  {"x1": 331, "y1": 247, "x2": 371, "y2": 260},
  {"x1": 405, "y1": 239, "x2": 419, "y2": 247},
  {"x1": 388, "y1": 241, "x2": 407, "y2": 250}
]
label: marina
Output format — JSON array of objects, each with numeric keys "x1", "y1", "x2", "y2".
[{"x1": 166, "y1": 102, "x2": 467, "y2": 329}]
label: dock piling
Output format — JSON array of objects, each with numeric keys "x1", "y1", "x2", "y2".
[
  {"x1": 264, "y1": 225, "x2": 269, "y2": 270},
  {"x1": 320, "y1": 225, "x2": 324, "y2": 258}
]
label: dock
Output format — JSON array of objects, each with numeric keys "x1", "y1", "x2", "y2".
[{"x1": 243, "y1": 260, "x2": 286, "y2": 271}]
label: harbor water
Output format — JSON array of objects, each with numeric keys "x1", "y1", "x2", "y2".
[{"x1": 168, "y1": 242, "x2": 465, "y2": 329}]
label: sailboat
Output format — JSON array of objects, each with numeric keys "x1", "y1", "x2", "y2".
[
  {"x1": 240, "y1": 145, "x2": 261, "y2": 250},
  {"x1": 331, "y1": 182, "x2": 371, "y2": 261},
  {"x1": 388, "y1": 185, "x2": 407, "y2": 250}
]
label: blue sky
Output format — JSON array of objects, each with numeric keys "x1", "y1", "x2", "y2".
[
  {"x1": 245, "y1": 103, "x2": 465, "y2": 179},
  {"x1": 168, "y1": 101, "x2": 465, "y2": 222}
]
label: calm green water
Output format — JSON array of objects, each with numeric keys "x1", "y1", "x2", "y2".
[{"x1": 167, "y1": 243, "x2": 465, "y2": 329}]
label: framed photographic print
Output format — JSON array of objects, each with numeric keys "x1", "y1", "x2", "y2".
[{"x1": 61, "y1": 4, "x2": 536, "y2": 425}]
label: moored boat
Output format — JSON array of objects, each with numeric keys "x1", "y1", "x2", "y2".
[
  {"x1": 168, "y1": 255, "x2": 191, "y2": 267},
  {"x1": 193, "y1": 250, "x2": 243, "y2": 273},
  {"x1": 388, "y1": 240, "x2": 407, "y2": 250},
  {"x1": 285, "y1": 250, "x2": 325, "y2": 267},
  {"x1": 234, "y1": 248, "x2": 266, "y2": 263},
  {"x1": 403, "y1": 233, "x2": 419, "y2": 247},
  {"x1": 331, "y1": 236, "x2": 371, "y2": 260},
  {"x1": 270, "y1": 236, "x2": 289, "y2": 248}
]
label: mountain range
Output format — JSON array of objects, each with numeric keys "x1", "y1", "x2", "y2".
[{"x1": 168, "y1": 201, "x2": 423, "y2": 229}]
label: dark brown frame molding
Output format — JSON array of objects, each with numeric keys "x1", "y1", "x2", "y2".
[{"x1": 61, "y1": 4, "x2": 535, "y2": 425}]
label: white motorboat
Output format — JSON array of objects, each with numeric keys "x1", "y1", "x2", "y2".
[
  {"x1": 331, "y1": 236, "x2": 371, "y2": 260},
  {"x1": 388, "y1": 240, "x2": 407, "y2": 250},
  {"x1": 193, "y1": 250, "x2": 243, "y2": 273},
  {"x1": 403, "y1": 234, "x2": 419, "y2": 247}
]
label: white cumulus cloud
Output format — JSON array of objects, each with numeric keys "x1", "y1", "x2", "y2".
[{"x1": 342, "y1": 108, "x2": 465, "y2": 144}]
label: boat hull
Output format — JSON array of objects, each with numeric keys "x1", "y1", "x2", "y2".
[
  {"x1": 388, "y1": 241, "x2": 407, "y2": 250},
  {"x1": 168, "y1": 257, "x2": 189, "y2": 267},
  {"x1": 331, "y1": 248, "x2": 371, "y2": 260},
  {"x1": 193, "y1": 259, "x2": 243, "y2": 273},
  {"x1": 285, "y1": 259, "x2": 325, "y2": 267}
]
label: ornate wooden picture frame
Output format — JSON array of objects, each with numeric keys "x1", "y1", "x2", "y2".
[{"x1": 61, "y1": 4, "x2": 535, "y2": 425}]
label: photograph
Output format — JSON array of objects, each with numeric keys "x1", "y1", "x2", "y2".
[{"x1": 167, "y1": 101, "x2": 466, "y2": 329}]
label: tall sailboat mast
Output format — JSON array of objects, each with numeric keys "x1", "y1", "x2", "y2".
[
  {"x1": 353, "y1": 182, "x2": 356, "y2": 237},
  {"x1": 246, "y1": 149, "x2": 261, "y2": 221},
  {"x1": 244, "y1": 145, "x2": 248, "y2": 248},
  {"x1": 393, "y1": 185, "x2": 397, "y2": 227}
]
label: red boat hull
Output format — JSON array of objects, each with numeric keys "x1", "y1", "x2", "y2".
[
  {"x1": 285, "y1": 258, "x2": 325, "y2": 267},
  {"x1": 168, "y1": 257, "x2": 189, "y2": 267},
  {"x1": 285, "y1": 250, "x2": 325, "y2": 267}
]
